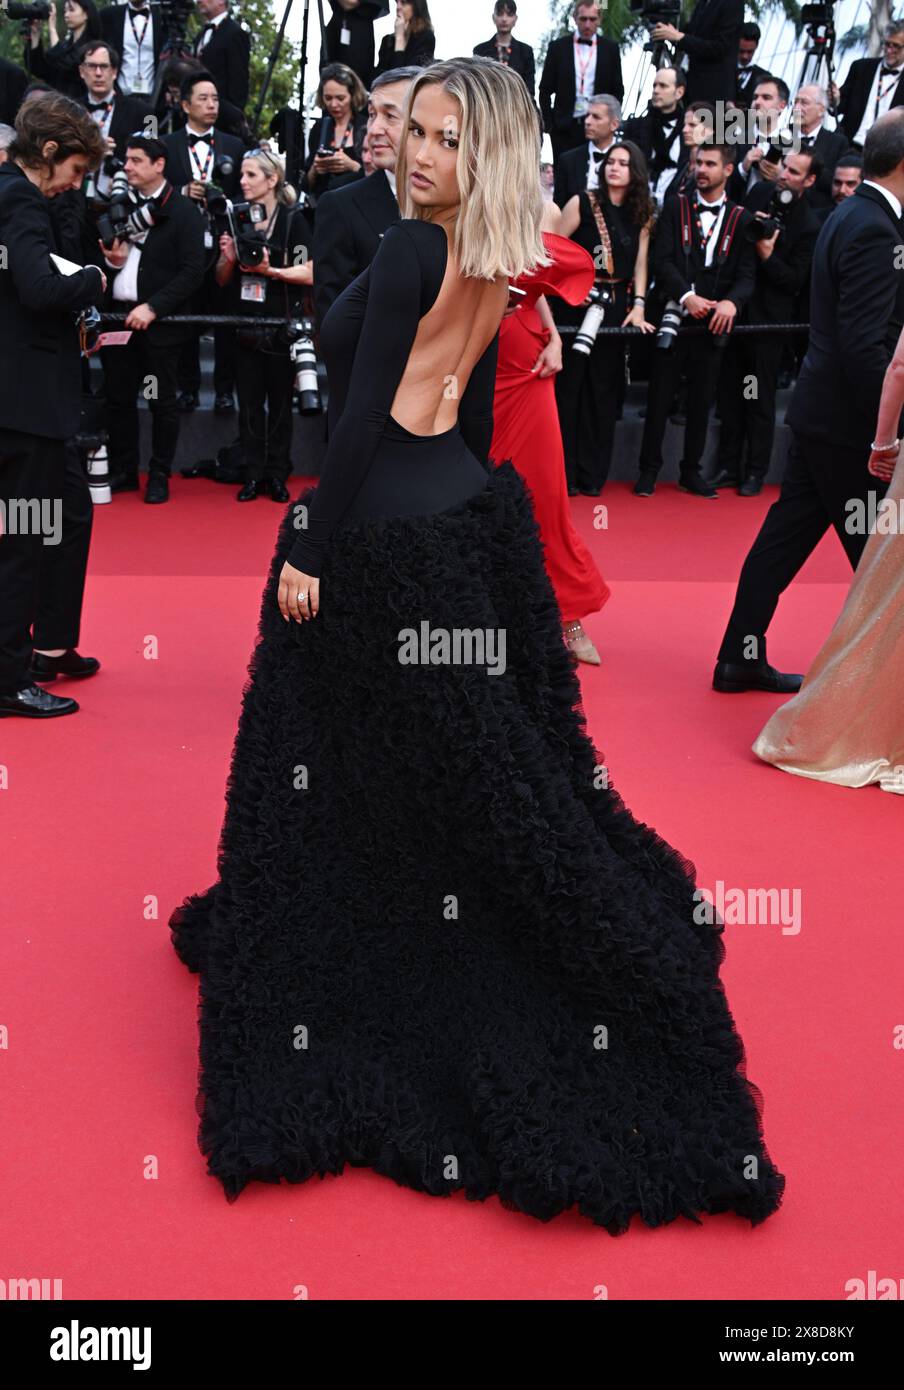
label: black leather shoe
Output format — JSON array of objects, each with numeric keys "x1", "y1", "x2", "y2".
[
  {"x1": 214, "y1": 392, "x2": 235, "y2": 414},
  {"x1": 28, "y1": 649, "x2": 100, "y2": 682},
  {"x1": 712, "y1": 661, "x2": 803, "y2": 694},
  {"x1": 566, "y1": 483, "x2": 579, "y2": 496},
  {"x1": 109, "y1": 472, "x2": 140, "y2": 493},
  {"x1": 176, "y1": 391, "x2": 199, "y2": 412},
  {"x1": 264, "y1": 478, "x2": 290, "y2": 502},
  {"x1": 633, "y1": 471, "x2": 657, "y2": 497},
  {"x1": 738, "y1": 476, "x2": 764, "y2": 496},
  {"x1": 0, "y1": 683, "x2": 79, "y2": 717},
  {"x1": 709, "y1": 469, "x2": 740, "y2": 490},
  {"x1": 678, "y1": 471, "x2": 718, "y2": 498},
  {"x1": 144, "y1": 470, "x2": 169, "y2": 503},
  {"x1": 237, "y1": 479, "x2": 261, "y2": 501},
  {"x1": 582, "y1": 486, "x2": 602, "y2": 497}
]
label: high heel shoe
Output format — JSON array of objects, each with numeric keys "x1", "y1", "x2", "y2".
[{"x1": 563, "y1": 620, "x2": 601, "y2": 665}]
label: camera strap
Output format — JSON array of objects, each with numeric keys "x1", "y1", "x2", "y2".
[
  {"x1": 678, "y1": 193, "x2": 743, "y2": 274},
  {"x1": 586, "y1": 192, "x2": 615, "y2": 278}
]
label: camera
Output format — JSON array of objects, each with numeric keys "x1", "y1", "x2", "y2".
[
  {"x1": 573, "y1": 284, "x2": 613, "y2": 355},
  {"x1": 629, "y1": 0, "x2": 682, "y2": 25},
  {"x1": 6, "y1": 2, "x2": 52, "y2": 18},
  {"x1": 281, "y1": 320, "x2": 321, "y2": 414},
  {"x1": 655, "y1": 298, "x2": 685, "y2": 350},
  {"x1": 764, "y1": 126, "x2": 798, "y2": 168},
  {"x1": 230, "y1": 200, "x2": 269, "y2": 266},
  {"x1": 96, "y1": 179, "x2": 164, "y2": 249},
  {"x1": 745, "y1": 186, "x2": 795, "y2": 241}
]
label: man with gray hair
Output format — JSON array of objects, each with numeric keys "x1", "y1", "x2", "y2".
[
  {"x1": 791, "y1": 82, "x2": 850, "y2": 210},
  {"x1": 836, "y1": 20, "x2": 904, "y2": 147},
  {"x1": 553, "y1": 93, "x2": 621, "y2": 208},
  {"x1": 0, "y1": 124, "x2": 14, "y2": 164}
]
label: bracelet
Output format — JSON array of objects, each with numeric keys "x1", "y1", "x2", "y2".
[
  {"x1": 870, "y1": 438, "x2": 900, "y2": 453},
  {"x1": 634, "y1": 295, "x2": 645, "y2": 302}
]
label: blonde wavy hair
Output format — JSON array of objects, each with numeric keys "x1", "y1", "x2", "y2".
[
  {"x1": 396, "y1": 56, "x2": 551, "y2": 281},
  {"x1": 242, "y1": 147, "x2": 298, "y2": 207}
]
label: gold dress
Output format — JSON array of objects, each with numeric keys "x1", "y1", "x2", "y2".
[{"x1": 753, "y1": 448, "x2": 904, "y2": 792}]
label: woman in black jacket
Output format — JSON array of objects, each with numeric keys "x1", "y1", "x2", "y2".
[
  {"x1": 26, "y1": 0, "x2": 102, "y2": 101},
  {"x1": 301, "y1": 63, "x2": 368, "y2": 199},
  {"x1": 374, "y1": 0, "x2": 435, "y2": 76}
]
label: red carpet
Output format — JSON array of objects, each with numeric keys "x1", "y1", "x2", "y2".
[{"x1": 2, "y1": 476, "x2": 901, "y2": 1300}]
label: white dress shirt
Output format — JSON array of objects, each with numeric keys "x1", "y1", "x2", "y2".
[
  {"x1": 854, "y1": 63, "x2": 904, "y2": 148},
  {"x1": 678, "y1": 193, "x2": 728, "y2": 303},
  {"x1": 385, "y1": 166, "x2": 398, "y2": 198},
  {"x1": 119, "y1": 5, "x2": 155, "y2": 97},
  {"x1": 862, "y1": 179, "x2": 903, "y2": 220},
  {"x1": 196, "y1": 8, "x2": 228, "y2": 54},
  {"x1": 108, "y1": 179, "x2": 167, "y2": 303},
  {"x1": 586, "y1": 136, "x2": 615, "y2": 191},
  {"x1": 572, "y1": 34, "x2": 597, "y2": 118}
]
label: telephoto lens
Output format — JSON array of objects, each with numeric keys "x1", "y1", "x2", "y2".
[
  {"x1": 573, "y1": 284, "x2": 611, "y2": 355},
  {"x1": 655, "y1": 299, "x2": 685, "y2": 350}
]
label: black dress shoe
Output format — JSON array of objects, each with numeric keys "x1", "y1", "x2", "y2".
[
  {"x1": 28, "y1": 649, "x2": 100, "y2": 682},
  {"x1": 709, "y1": 469, "x2": 740, "y2": 490},
  {"x1": 214, "y1": 392, "x2": 235, "y2": 414},
  {"x1": 566, "y1": 484, "x2": 579, "y2": 496},
  {"x1": 712, "y1": 661, "x2": 803, "y2": 694},
  {"x1": 633, "y1": 471, "x2": 657, "y2": 497},
  {"x1": 0, "y1": 683, "x2": 78, "y2": 718},
  {"x1": 738, "y1": 476, "x2": 764, "y2": 496},
  {"x1": 144, "y1": 470, "x2": 169, "y2": 503},
  {"x1": 264, "y1": 478, "x2": 290, "y2": 502},
  {"x1": 176, "y1": 391, "x2": 199, "y2": 412},
  {"x1": 109, "y1": 472, "x2": 140, "y2": 493},
  {"x1": 237, "y1": 479, "x2": 261, "y2": 501},
  {"x1": 678, "y1": 471, "x2": 718, "y2": 499}
]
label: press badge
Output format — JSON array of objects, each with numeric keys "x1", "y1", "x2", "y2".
[
  {"x1": 204, "y1": 228, "x2": 214, "y2": 249},
  {"x1": 341, "y1": 24, "x2": 351, "y2": 43},
  {"x1": 240, "y1": 273, "x2": 267, "y2": 303}
]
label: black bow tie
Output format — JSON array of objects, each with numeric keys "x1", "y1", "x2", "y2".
[
  {"x1": 880, "y1": 65, "x2": 902, "y2": 77},
  {"x1": 188, "y1": 131, "x2": 214, "y2": 146},
  {"x1": 577, "y1": 37, "x2": 594, "y2": 45},
  {"x1": 800, "y1": 134, "x2": 814, "y2": 147},
  {"x1": 128, "y1": 6, "x2": 148, "y2": 16},
  {"x1": 87, "y1": 99, "x2": 111, "y2": 112},
  {"x1": 592, "y1": 149, "x2": 605, "y2": 162},
  {"x1": 696, "y1": 200, "x2": 724, "y2": 215}
]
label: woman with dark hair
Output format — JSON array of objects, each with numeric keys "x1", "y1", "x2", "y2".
[
  {"x1": 374, "y1": 0, "x2": 436, "y2": 76},
  {"x1": 302, "y1": 63, "x2": 369, "y2": 197},
  {"x1": 27, "y1": 0, "x2": 103, "y2": 101},
  {"x1": 555, "y1": 138, "x2": 656, "y2": 495}
]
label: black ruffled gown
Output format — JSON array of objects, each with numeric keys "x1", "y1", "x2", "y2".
[{"x1": 170, "y1": 219, "x2": 785, "y2": 1232}]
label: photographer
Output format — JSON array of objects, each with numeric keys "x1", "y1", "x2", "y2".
[
  {"x1": 77, "y1": 40, "x2": 151, "y2": 194},
  {"x1": 735, "y1": 22, "x2": 769, "y2": 109},
  {"x1": 0, "y1": 54, "x2": 29, "y2": 126},
  {"x1": 791, "y1": 83, "x2": 848, "y2": 211},
  {"x1": 99, "y1": 133, "x2": 205, "y2": 502},
  {"x1": 163, "y1": 68, "x2": 244, "y2": 412},
  {"x1": 815, "y1": 150, "x2": 863, "y2": 224},
  {"x1": 0, "y1": 92, "x2": 106, "y2": 720},
  {"x1": 635, "y1": 143, "x2": 756, "y2": 497},
  {"x1": 555, "y1": 141, "x2": 655, "y2": 495},
  {"x1": 215, "y1": 148, "x2": 314, "y2": 502},
  {"x1": 27, "y1": 1, "x2": 102, "y2": 100},
  {"x1": 301, "y1": 63, "x2": 368, "y2": 197},
  {"x1": 99, "y1": 0, "x2": 163, "y2": 100},
  {"x1": 621, "y1": 64, "x2": 686, "y2": 207},
  {"x1": 192, "y1": 0, "x2": 250, "y2": 113},
  {"x1": 732, "y1": 75, "x2": 790, "y2": 196},
  {"x1": 712, "y1": 147, "x2": 820, "y2": 496},
  {"x1": 651, "y1": 0, "x2": 742, "y2": 106},
  {"x1": 660, "y1": 99, "x2": 714, "y2": 203}
]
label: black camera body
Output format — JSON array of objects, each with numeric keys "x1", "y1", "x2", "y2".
[
  {"x1": 96, "y1": 169, "x2": 166, "y2": 249},
  {"x1": 6, "y1": 1, "x2": 52, "y2": 18},
  {"x1": 629, "y1": 0, "x2": 682, "y2": 24},
  {"x1": 746, "y1": 186, "x2": 795, "y2": 242},
  {"x1": 231, "y1": 200, "x2": 269, "y2": 267}
]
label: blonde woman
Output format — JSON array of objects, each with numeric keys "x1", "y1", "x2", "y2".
[
  {"x1": 216, "y1": 148, "x2": 314, "y2": 502},
  {"x1": 170, "y1": 58, "x2": 784, "y2": 1234}
]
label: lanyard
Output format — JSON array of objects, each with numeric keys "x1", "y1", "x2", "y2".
[
  {"x1": 128, "y1": 9, "x2": 150, "y2": 54},
  {"x1": 574, "y1": 38, "x2": 595, "y2": 97},
  {"x1": 189, "y1": 137, "x2": 214, "y2": 184},
  {"x1": 875, "y1": 69, "x2": 901, "y2": 121},
  {"x1": 694, "y1": 201, "x2": 723, "y2": 252}
]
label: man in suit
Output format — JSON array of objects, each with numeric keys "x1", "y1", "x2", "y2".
[
  {"x1": 791, "y1": 83, "x2": 849, "y2": 211},
  {"x1": 622, "y1": 65, "x2": 685, "y2": 206},
  {"x1": 99, "y1": 0, "x2": 164, "y2": 100},
  {"x1": 163, "y1": 68, "x2": 244, "y2": 412},
  {"x1": 714, "y1": 109, "x2": 904, "y2": 693},
  {"x1": 539, "y1": 0, "x2": 623, "y2": 164},
  {"x1": 635, "y1": 144, "x2": 756, "y2": 498},
  {"x1": 473, "y1": 1, "x2": 536, "y2": 98},
  {"x1": 0, "y1": 55, "x2": 28, "y2": 125},
  {"x1": 98, "y1": 134, "x2": 205, "y2": 502},
  {"x1": 651, "y1": 0, "x2": 743, "y2": 106},
  {"x1": 193, "y1": 0, "x2": 250, "y2": 112},
  {"x1": 735, "y1": 22, "x2": 769, "y2": 109},
  {"x1": 835, "y1": 23, "x2": 904, "y2": 149},
  {"x1": 553, "y1": 93, "x2": 620, "y2": 209},
  {"x1": 729, "y1": 74, "x2": 790, "y2": 201},
  {"x1": 0, "y1": 95, "x2": 107, "y2": 718},
  {"x1": 312, "y1": 67, "x2": 421, "y2": 328},
  {"x1": 323, "y1": 1, "x2": 389, "y2": 90},
  {"x1": 712, "y1": 148, "x2": 820, "y2": 496},
  {"x1": 815, "y1": 151, "x2": 863, "y2": 225},
  {"x1": 77, "y1": 40, "x2": 151, "y2": 194}
]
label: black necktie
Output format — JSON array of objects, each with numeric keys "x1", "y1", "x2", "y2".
[{"x1": 188, "y1": 130, "x2": 214, "y2": 146}]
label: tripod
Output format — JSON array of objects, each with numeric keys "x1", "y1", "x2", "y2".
[{"x1": 797, "y1": 4, "x2": 839, "y2": 116}]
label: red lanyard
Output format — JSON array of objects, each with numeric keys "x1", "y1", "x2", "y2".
[
  {"x1": 694, "y1": 201, "x2": 724, "y2": 251},
  {"x1": 189, "y1": 137, "x2": 214, "y2": 184},
  {"x1": 574, "y1": 38, "x2": 595, "y2": 98},
  {"x1": 875, "y1": 69, "x2": 901, "y2": 120}
]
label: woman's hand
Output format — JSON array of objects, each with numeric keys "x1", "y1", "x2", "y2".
[
  {"x1": 241, "y1": 245, "x2": 270, "y2": 274},
  {"x1": 532, "y1": 334, "x2": 562, "y2": 377},
  {"x1": 623, "y1": 303, "x2": 655, "y2": 334},
  {"x1": 279, "y1": 562, "x2": 320, "y2": 622},
  {"x1": 219, "y1": 232, "x2": 237, "y2": 266},
  {"x1": 868, "y1": 447, "x2": 899, "y2": 481}
]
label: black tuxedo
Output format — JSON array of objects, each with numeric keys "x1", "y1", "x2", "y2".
[
  {"x1": 311, "y1": 168, "x2": 399, "y2": 328},
  {"x1": 652, "y1": 190, "x2": 756, "y2": 307},
  {"x1": 99, "y1": 3, "x2": 164, "y2": 90},
  {"x1": 553, "y1": 142, "x2": 611, "y2": 209},
  {"x1": 838, "y1": 57, "x2": 904, "y2": 145},
  {"x1": 539, "y1": 34, "x2": 623, "y2": 160},
  {"x1": 735, "y1": 61, "x2": 770, "y2": 108},
  {"x1": 0, "y1": 54, "x2": 27, "y2": 124},
  {"x1": 80, "y1": 90, "x2": 153, "y2": 161},
  {"x1": 718, "y1": 183, "x2": 904, "y2": 668},
  {"x1": 323, "y1": 1, "x2": 388, "y2": 89},
  {"x1": 192, "y1": 16, "x2": 251, "y2": 111},
  {"x1": 742, "y1": 180, "x2": 819, "y2": 324},
  {"x1": 102, "y1": 183, "x2": 204, "y2": 334},
  {"x1": 676, "y1": 0, "x2": 744, "y2": 105},
  {"x1": 621, "y1": 105, "x2": 684, "y2": 180},
  {"x1": 162, "y1": 126, "x2": 244, "y2": 198},
  {"x1": 797, "y1": 126, "x2": 850, "y2": 211},
  {"x1": 472, "y1": 35, "x2": 536, "y2": 97}
]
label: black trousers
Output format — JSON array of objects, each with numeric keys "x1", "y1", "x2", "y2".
[
  {"x1": 177, "y1": 275, "x2": 236, "y2": 397},
  {"x1": 235, "y1": 341, "x2": 295, "y2": 482},
  {"x1": 639, "y1": 332, "x2": 727, "y2": 477},
  {"x1": 717, "y1": 430, "x2": 885, "y2": 666},
  {"x1": 0, "y1": 430, "x2": 91, "y2": 693},
  {"x1": 100, "y1": 322, "x2": 185, "y2": 479},
  {"x1": 716, "y1": 333, "x2": 783, "y2": 481},
  {"x1": 555, "y1": 336, "x2": 626, "y2": 492}
]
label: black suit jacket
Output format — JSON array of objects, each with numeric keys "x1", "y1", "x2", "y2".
[
  {"x1": 0, "y1": 54, "x2": 27, "y2": 125},
  {"x1": 0, "y1": 163, "x2": 104, "y2": 439},
  {"x1": 79, "y1": 91, "x2": 154, "y2": 161},
  {"x1": 374, "y1": 28, "x2": 436, "y2": 76},
  {"x1": 652, "y1": 190, "x2": 756, "y2": 310},
  {"x1": 621, "y1": 105, "x2": 684, "y2": 179},
  {"x1": 838, "y1": 57, "x2": 904, "y2": 145},
  {"x1": 162, "y1": 127, "x2": 244, "y2": 198},
  {"x1": 192, "y1": 16, "x2": 251, "y2": 111},
  {"x1": 99, "y1": 3, "x2": 164, "y2": 89},
  {"x1": 311, "y1": 168, "x2": 399, "y2": 328},
  {"x1": 539, "y1": 34, "x2": 623, "y2": 135},
  {"x1": 676, "y1": 0, "x2": 743, "y2": 105},
  {"x1": 802, "y1": 126, "x2": 850, "y2": 211},
  {"x1": 786, "y1": 183, "x2": 904, "y2": 451},
  {"x1": 735, "y1": 61, "x2": 770, "y2": 108},
  {"x1": 103, "y1": 182, "x2": 205, "y2": 341},
  {"x1": 553, "y1": 143, "x2": 599, "y2": 209},
  {"x1": 472, "y1": 36, "x2": 536, "y2": 97},
  {"x1": 743, "y1": 180, "x2": 819, "y2": 323},
  {"x1": 323, "y1": 2, "x2": 388, "y2": 89}
]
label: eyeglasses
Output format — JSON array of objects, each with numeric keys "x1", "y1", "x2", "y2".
[
  {"x1": 885, "y1": 40, "x2": 904, "y2": 51},
  {"x1": 82, "y1": 62, "x2": 113, "y2": 72}
]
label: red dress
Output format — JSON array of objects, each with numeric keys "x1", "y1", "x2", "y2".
[{"x1": 490, "y1": 231, "x2": 610, "y2": 625}]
